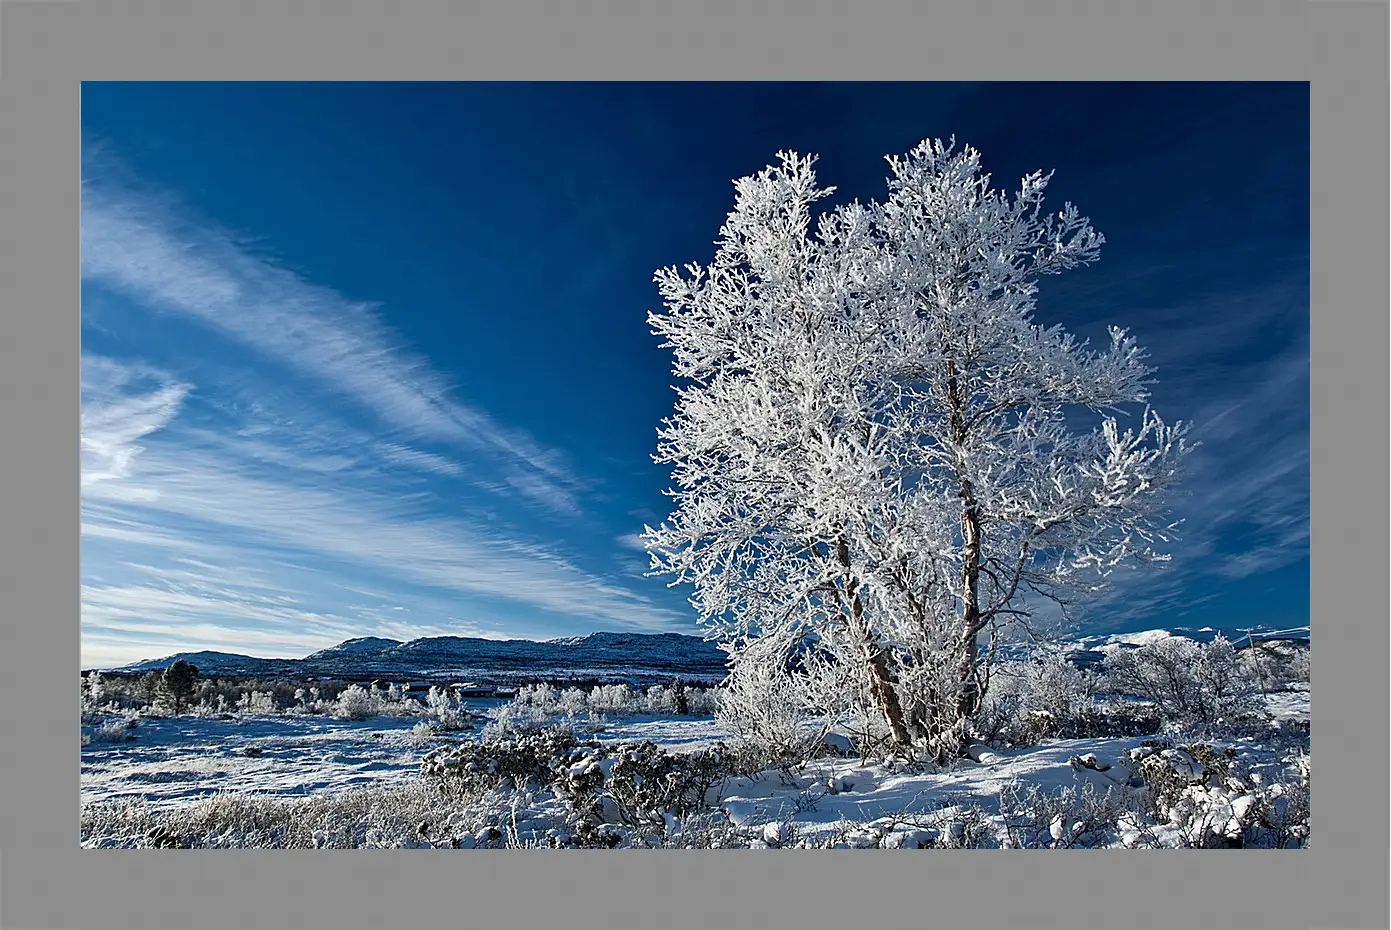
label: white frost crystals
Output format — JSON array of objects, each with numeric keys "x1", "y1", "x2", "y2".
[{"x1": 643, "y1": 138, "x2": 1193, "y2": 764}]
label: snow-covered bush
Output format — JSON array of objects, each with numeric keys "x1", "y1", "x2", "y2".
[
  {"x1": 489, "y1": 681, "x2": 718, "y2": 736},
  {"x1": 330, "y1": 684, "x2": 375, "y2": 721},
  {"x1": 421, "y1": 727, "x2": 583, "y2": 791},
  {"x1": 1101, "y1": 635, "x2": 1261, "y2": 728},
  {"x1": 642, "y1": 685, "x2": 677, "y2": 714},
  {"x1": 322, "y1": 683, "x2": 427, "y2": 722},
  {"x1": 588, "y1": 684, "x2": 636, "y2": 713},
  {"x1": 425, "y1": 686, "x2": 475, "y2": 731},
  {"x1": 605, "y1": 742, "x2": 738, "y2": 832},
  {"x1": 410, "y1": 720, "x2": 445, "y2": 743},
  {"x1": 550, "y1": 741, "x2": 753, "y2": 848},
  {"x1": 420, "y1": 729, "x2": 751, "y2": 849},
  {"x1": 1287, "y1": 644, "x2": 1310, "y2": 685},
  {"x1": 715, "y1": 638, "x2": 829, "y2": 770},
  {"x1": 1238, "y1": 639, "x2": 1310, "y2": 693},
  {"x1": 1115, "y1": 740, "x2": 1309, "y2": 849},
  {"x1": 485, "y1": 701, "x2": 575, "y2": 738},
  {"x1": 976, "y1": 653, "x2": 1097, "y2": 744},
  {"x1": 85, "y1": 717, "x2": 138, "y2": 744},
  {"x1": 683, "y1": 685, "x2": 720, "y2": 715},
  {"x1": 236, "y1": 691, "x2": 278, "y2": 715},
  {"x1": 557, "y1": 687, "x2": 590, "y2": 716},
  {"x1": 999, "y1": 780, "x2": 1133, "y2": 848}
]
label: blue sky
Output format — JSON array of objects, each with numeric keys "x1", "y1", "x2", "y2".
[{"x1": 79, "y1": 82, "x2": 1310, "y2": 668}]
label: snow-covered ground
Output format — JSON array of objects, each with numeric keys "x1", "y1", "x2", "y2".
[
  {"x1": 81, "y1": 690, "x2": 1308, "y2": 841},
  {"x1": 79, "y1": 699, "x2": 733, "y2": 810},
  {"x1": 81, "y1": 714, "x2": 434, "y2": 809}
]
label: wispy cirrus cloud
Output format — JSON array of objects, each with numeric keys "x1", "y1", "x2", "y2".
[
  {"x1": 87, "y1": 451, "x2": 682, "y2": 630},
  {"x1": 77, "y1": 151, "x2": 691, "y2": 668},
  {"x1": 79, "y1": 349, "x2": 690, "y2": 668},
  {"x1": 80, "y1": 355, "x2": 190, "y2": 495},
  {"x1": 80, "y1": 166, "x2": 582, "y2": 514}
]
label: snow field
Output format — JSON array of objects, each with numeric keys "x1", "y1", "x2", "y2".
[{"x1": 81, "y1": 689, "x2": 1307, "y2": 849}]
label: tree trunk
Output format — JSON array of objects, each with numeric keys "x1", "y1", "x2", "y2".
[
  {"x1": 833, "y1": 533, "x2": 913, "y2": 750},
  {"x1": 866, "y1": 643, "x2": 912, "y2": 750},
  {"x1": 954, "y1": 498, "x2": 984, "y2": 726},
  {"x1": 946, "y1": 358, "x2": 985, "y2": 756}
]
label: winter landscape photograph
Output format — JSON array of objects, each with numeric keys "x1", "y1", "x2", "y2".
[{"x1": 80, "y1": 81, "x2": 1310, "y2": 851}]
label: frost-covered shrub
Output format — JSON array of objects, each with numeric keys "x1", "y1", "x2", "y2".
[
  {"x1": 642, "y1": 685, "x2": 677, "y2": 714},
  {"x1": 716, "y1": 640, "x2": 830, "y2": 770},
  {"x1": 1112, "y1": 739, "x2": 1308, "y2": 848},
  {"x1": 491, "y1": 681, "x2": 718, "y2": 734},
  {"x1": 1101, "y1": 635, "x2": 1260, "y2": 727},
  {"x1": 1128, "y1": 740, "x2": 1234, "y2": 819},
  {"x1": 323, "y1": 683, "x2": 425, "y2": 722},
  {"x1": 973, "y1": 676, "x2": 1026, "y2": 744},
  {"x1": 86, "y1": 717, "x2": 137, "y2": 744},
  {"x1": 588, "y1": 684, "x2": 636, "y2": 713},
  {"x1": 684, "y1": 685, "x2": 720, "y2": 715},
  {"x1": 557, "y1": 687, "x2": 590, "y2": 716},
  {"x1": 550, "y1": 741, "x2": 750, "y2": 847},
  {"x1": 421, "y1": 727, "x2": 582, "y2": 791},
  {"x1": 1248, "y1": 752, "x2": 1310, "y2": 849},
  {"x1": 975, "y1": 653, "x2": 1098, "y2": 744},
  {"x1": 236, "y1": 691, "x2": 278, "y2": 715},
  {"x1": 605, "y1": 741, "x2": 738, "y2": 829},
  {"x1": 426, "y1": 686, "x2": 475, "y2": 731},
  {"x1": 1237, "y1": 639, "x2": 1309, "y2": 693},
  {"x1": 492, "y1": 684, "x2": 584, "y2": 734},
  {"x1": 411, "y1": 720, "x2": 445, "y2": 743},
  {"x1": 999, "y1": 780, "x2": 1133, "y2": 848},
  {"x1": 514, "y1": 682, "x2": 558, "y2": 708},
  {"x1": 80, "y1": 671, "x2": 157, "y2": 715},
  {"x1": 330, "y1": 685, "x2": 375, "y2": 721},
  {"x1": 191, "y1": 694, "x2": 234, "y2": 718},
  {"x1": 422, "y1": 729, "x2": 749, "y2": 849},
  {"x1": 485, "y1": 701, "x2": 574, "y2": 738},
  {"x1": 1287, "y1": 645, "x2": 1310, "y2": 686}
]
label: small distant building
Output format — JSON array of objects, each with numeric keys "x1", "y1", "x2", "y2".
[{"x1": 448, "y1": 682, "x2": 494, "y2": 698}]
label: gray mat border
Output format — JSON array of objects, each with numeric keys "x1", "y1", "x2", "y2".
[{"x1": 1, "y1": 2, "x2": 1384, "y2": 929}]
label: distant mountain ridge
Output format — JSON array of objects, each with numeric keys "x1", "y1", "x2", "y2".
[
  {"x1": 103, "y1": 624, "x2": 1307, "y2": 684},
  {"x1": 107, "y1": 630, "x2": 730, "y2": 685}
]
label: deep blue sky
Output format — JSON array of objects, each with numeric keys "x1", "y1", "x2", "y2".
[{"x1": 79, "y1": 82, "x2": 1310, "y2": 667}]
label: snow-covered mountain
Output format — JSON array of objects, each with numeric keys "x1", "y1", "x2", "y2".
[
  {"x1": 1050, "y1": 625, "x2": 1309, "y2": 669},
  {"x1": 108, "y1": 630, "x2": 728, "y2": 684},
  {"x1": 104, "y1": 624, "x2": 1306, "y2": 683}
]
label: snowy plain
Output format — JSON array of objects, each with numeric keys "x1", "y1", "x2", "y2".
[
  {"x1": 79, "y1": 704, "x2": 726, "y2": 810},
  {"x1": 81, "y1": 686, "x2": 1308, "y2": 849}
]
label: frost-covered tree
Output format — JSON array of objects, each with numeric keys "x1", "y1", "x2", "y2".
[
  {"x1": 645, "y1": 139, "x2": 1191, "y2": 762},
  {"x1": 84, "y1": 670, "x2": 106, "y2": 709}
]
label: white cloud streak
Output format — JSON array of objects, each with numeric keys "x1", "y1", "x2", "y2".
[{"x1": 80, "y1": 175, "x2": 582, "y2": 514}]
